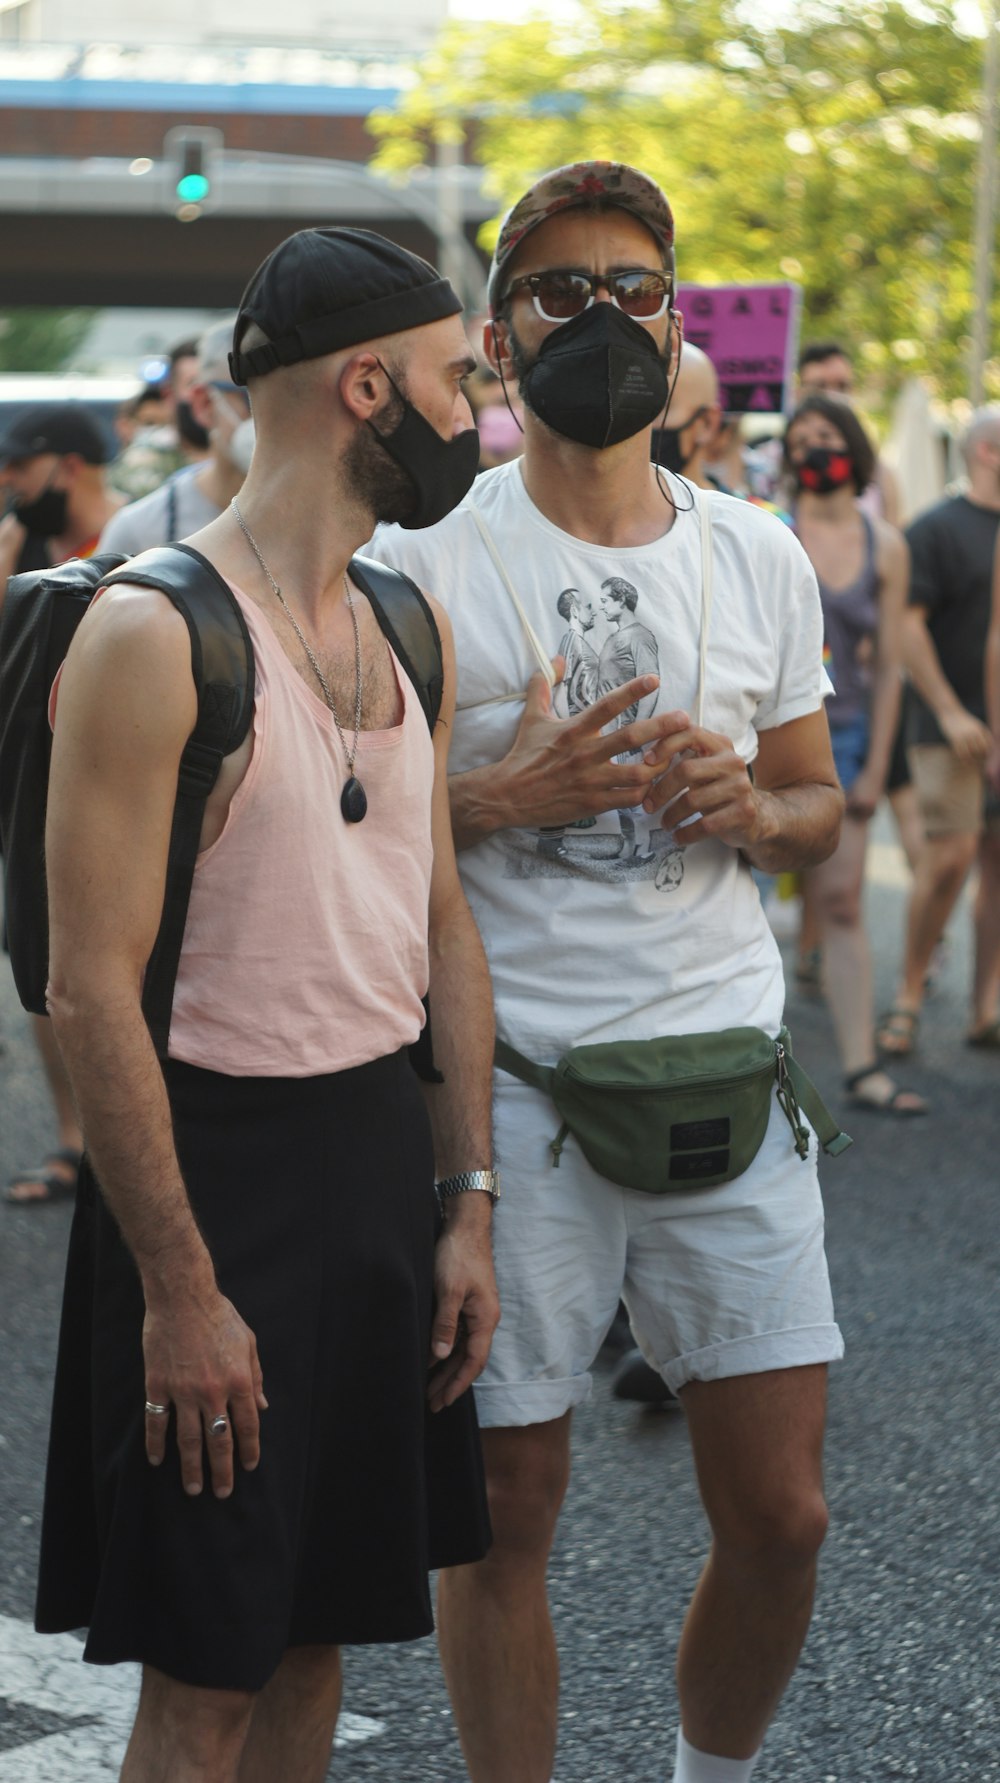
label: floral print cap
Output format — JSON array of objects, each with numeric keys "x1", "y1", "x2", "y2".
[{"x1": 487, "y1": 161, "x2": 675, "y2": 312}]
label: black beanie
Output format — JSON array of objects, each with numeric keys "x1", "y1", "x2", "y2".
[{"x1": 230, "y1": 227, "x2": 463, "y2": 384}]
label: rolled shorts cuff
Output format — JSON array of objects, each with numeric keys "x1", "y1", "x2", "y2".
[
  {"x1": 473, "y1": 1371, "x2": 594, "y2": 1430},
  {"x1": 660, "y1": 1322, "x2": 845, "y2": 1396}
]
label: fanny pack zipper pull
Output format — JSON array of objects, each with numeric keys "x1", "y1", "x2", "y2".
[
  {"x1": 775, "y1": 1042, "x2": 811, "y2": 1161},
  {"x1": 549, "y1": 1121, "x2": 571, "y2": 1168}
]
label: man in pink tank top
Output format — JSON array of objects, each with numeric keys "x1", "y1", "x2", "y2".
[{"x1": 36, "y1": 229, "x2": 500, "y2": 1780}]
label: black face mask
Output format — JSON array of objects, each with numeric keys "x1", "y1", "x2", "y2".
[
  {"x1": 793, "y1": 446, "x2": 855, "y2": 495},
  {"x1": 520, "y1": 303, "x2": 670, "y2": 450},
  {"x1": 368, "y1": 363, "x2": 480, "y2": 530},
  {"x1": 176, "y1": 400, "x2": 210, "y2": 451},
  {"x1": 651, "y1": 406, "x2": 708, "y2": 475},
  {"x1": 15, "y1": 477, "x2": 68, "y2": 539}
]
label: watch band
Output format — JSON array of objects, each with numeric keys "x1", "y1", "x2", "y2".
[{"x1": 436, "y1": 1169, "x2": 501, "y2": 1203}]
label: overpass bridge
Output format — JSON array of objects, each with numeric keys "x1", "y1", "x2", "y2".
[{"x1": 0, "y1": 45, "x2": 493, "y2": 309}]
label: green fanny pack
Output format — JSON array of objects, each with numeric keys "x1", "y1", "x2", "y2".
[{"x1": 495, "y1": 1024, "x2": 851, "y2": 1194}]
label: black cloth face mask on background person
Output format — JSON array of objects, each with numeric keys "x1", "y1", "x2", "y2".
[
  {"x1": 369, "y1": 362, "x2": 480, "y2": 530},
  {"x1": 652, "y1": 407, "x2": 708, "y2": 476},
  {"x1": 520, "y1": 304, "x2": 671, "y2": 450},
  {"x1": 175, "y1": 401, "x2": 211, "y2": 451},
  {"x1": 793, "y1": 446, "x2": 855, "y2": 495},
  {"x1": 14, "y1": 478, "x2": 68, "y2": 539}
]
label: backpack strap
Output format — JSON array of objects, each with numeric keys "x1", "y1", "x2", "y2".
[
  {"x1": 349, "y1": 554, "x2": 444, "y2": 733},
  {"x1": 349, "y1": 553, "x2": 446, "y2": 1082},
  {"x1": 101, "y1": 543, "x2": 255, "y2": 1056}
]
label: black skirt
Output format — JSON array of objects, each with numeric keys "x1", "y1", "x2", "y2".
[{"x1": 35, "y1": 1050, "x2": 491, "y2": 1690}]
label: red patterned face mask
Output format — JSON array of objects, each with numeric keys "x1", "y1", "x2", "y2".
[{"x1": 793, "y1": 446, "x2": 855, "y2": 494}]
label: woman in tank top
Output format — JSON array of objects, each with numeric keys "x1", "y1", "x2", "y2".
[{"x1": 785, "y1": 393, "x2": 927, "y2": 1115}]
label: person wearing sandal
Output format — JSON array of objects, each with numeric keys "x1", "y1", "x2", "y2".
[
  {"x1": 786, "y1": 394, "x2": 927, "y2": 1116},
  {"x1": 879, "y1": 408, "x2": 1000, "y2": 1060}
]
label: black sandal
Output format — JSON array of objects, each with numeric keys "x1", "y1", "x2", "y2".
[
  {"x1": 5, "y1": 1146, "x2": 83, "y2": 1205},
  {"x1": 844, "y1": 1066, "x2": 928, "y2": 1118}
]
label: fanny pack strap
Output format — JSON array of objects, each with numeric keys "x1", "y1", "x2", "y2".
[
  {"x1": 495, "y1": 1036, "x2": 556, "y2": 1094},
  {"x1": 494, "y1": 1038, "x2": 571, "y2": 1164},
  {"x1": 778, "y1": 1042, "x2": 853, "y2": 1158},
  {"x1": 495, "y1": 1031, "x2": 850, "y2": 1168}
]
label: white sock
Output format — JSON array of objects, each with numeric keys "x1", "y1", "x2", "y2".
[{"x1": 671, "y1": 1728, "x2": 762, "y2": 1783}]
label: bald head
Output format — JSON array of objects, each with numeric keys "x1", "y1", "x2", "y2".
[
  {"x1": 962, "y1": 405, "x2": 1000, "y2": 468},
  {"x1": 656, "y1": 340, "x2": 721, "y2": 488},
  {"x1": 671, "y1": 342, "x2": 719, "y2": 423}
]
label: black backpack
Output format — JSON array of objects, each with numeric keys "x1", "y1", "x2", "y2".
[{"x1": 0, "y1": 541, "x2": 444, "y2": 1064}]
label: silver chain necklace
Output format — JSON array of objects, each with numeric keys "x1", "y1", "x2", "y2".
[{"x1": 231, "y1": 498, "x2": 368, "y2": 823}]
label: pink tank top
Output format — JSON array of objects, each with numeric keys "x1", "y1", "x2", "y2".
[{"x1": 168, "y1": 581, "x2": 435, "y2": 1076}]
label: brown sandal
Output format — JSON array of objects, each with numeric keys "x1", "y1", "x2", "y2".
[{"x1": 876, "y1": 1006, "x2": 919, "y2": 1057}]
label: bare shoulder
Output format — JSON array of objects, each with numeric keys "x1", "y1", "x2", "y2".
[
  {"x1": 872, "y1": 514, "x2": 908, "y2": 574},
  {"x1": 424, "y1": 592, "x2": 457, "y2": 727},
  {"x1": 0, "y1": 512, "x2": 26, "y2": 584},
  {"x1": 424, "y1": 589, "x2": 453, "y2": 642},
  {"x1": 59, "y1": 581, "x2": 198, "y2": 744},
  {"x1": 71, "y1": 580, "x2": 193, "y2": 672}
]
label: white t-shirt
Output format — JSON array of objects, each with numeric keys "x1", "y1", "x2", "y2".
[
  {"x1": 97, "y1": 466, "x2": 221, "y2": 555},
  {"x1": 377, "y1": 463, "x2": 830, "y2": 1062}
]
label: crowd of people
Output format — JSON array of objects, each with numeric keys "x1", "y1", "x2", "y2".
[{"x1": 0, "y1": 155, "x2": 997, "y2": 1783}]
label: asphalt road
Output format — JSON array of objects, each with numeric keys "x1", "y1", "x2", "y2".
[{"x1": 1, "y1": 838, "x2": 998, "y2": 1781}]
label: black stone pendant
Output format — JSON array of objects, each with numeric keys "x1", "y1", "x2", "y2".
[{"x1": 340, "y1": 774, "x2": 368, "y2": 823}]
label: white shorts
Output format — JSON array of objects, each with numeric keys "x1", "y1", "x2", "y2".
[{"x1": 478, "y1": 1073, "x2": 844, "y2": 1428}]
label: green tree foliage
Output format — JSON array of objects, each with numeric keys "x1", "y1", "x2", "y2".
[
  {"x1": 369, "y1": 0, "x2": 995, "y2": 403},
  {"x1": 0, "y1": 309, "x2": 97, "y2": 374}
]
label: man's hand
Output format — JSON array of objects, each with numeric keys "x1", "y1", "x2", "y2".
[
  {"x1": 491, "y1": 664, "x2": 694, "y2": 830},
  {"x1": 427, "y1": 1202, "x2": 500, "y2": 1414},
  {"x1": 143, "y1": 1288, "x2": 267, "y2": 1499},
  {"x1": 940, "y1": 707, "x2": 992, "y2": 764},
  {"x1": 845, "y1": 765, "x2": 883, "y2": 822},
  {"x1": 639, "y1": 713, "x2": 773, "y2": 850},
  {"x1": 0, "y1": 510, "x2": 27, "y2": 591}
]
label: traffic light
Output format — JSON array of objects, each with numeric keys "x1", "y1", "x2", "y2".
[
  {"x1": 164, "y1": 127, "x2": 223, "y2": 219},
  {"x1": 177, "y1": 141, "x2": 210, "y2": 204}
]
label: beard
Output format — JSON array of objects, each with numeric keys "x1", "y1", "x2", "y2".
[
  {"x1": 341, "y1": 383, "x2": 418, "y2": 527},
  {"x1": 506, "y1": 323, "x2": 542, "y2": 424}
]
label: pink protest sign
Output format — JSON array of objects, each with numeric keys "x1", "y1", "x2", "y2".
[{"x1": 675, "y1": 282, "x2": 802, "y2": 414}]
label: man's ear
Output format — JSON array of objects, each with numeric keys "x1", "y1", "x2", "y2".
[
  {"x1": 339, "y1": 351, "x2": 385, "y2": 422},
  {"x1": 697, "y1": 403, "x2": 723, "y2": 450},
  {"x1": 189, "y1": 382, "x2": 215, "y2": 431},
  {"x1": 485, "y1": 317, "x2": 510, "y2": 377}
]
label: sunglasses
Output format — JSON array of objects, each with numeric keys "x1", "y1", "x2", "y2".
[{"x1": 504, "y1": 268, "x2": 673, "y2": 323}]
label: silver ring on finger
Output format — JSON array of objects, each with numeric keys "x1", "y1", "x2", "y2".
[
  {"x1": 145, "y1": 1400, "x2": 169, "y2": 1416},
  {"x1": 209, "y1": 1415, "x2": 229, "y2": 1437}
]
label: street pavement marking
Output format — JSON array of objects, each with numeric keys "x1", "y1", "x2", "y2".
[{"x1": 0, "y1": 1614, "x2": 385, "y2": 1777}]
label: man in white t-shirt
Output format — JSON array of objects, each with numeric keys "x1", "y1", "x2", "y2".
[
  {"x1": 377, "y1": 161, "x2": 845, "y2": 1783},
  {"x1": 99, "y1": 318, "x2": 255, "y2": 554}
]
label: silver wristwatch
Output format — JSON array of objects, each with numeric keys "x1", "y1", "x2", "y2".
[{"x1": 436, "y1": 1169, "x2": 501, "y2": 1204}]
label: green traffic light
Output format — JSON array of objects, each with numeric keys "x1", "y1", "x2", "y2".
[{"x1": 177, "y1": 172, "x2": 210, "y2": 202}]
